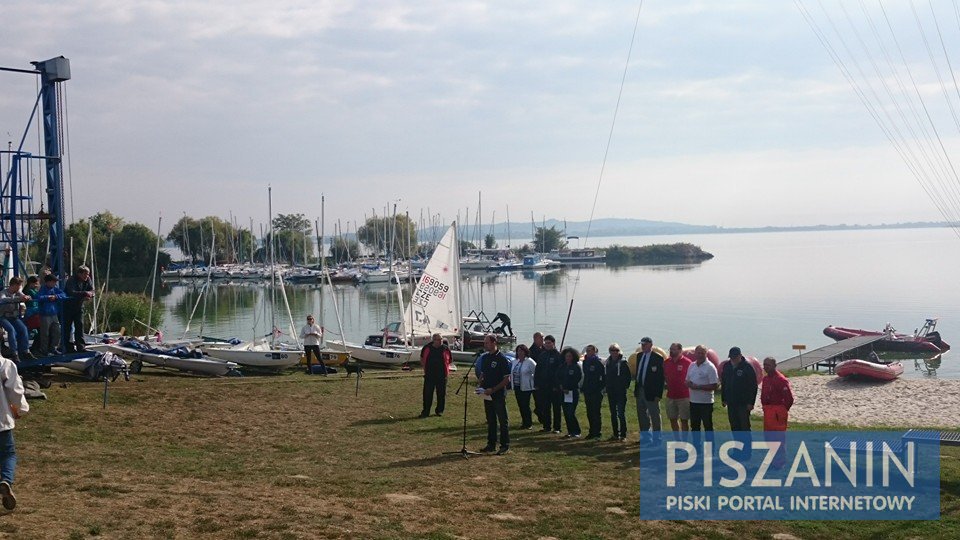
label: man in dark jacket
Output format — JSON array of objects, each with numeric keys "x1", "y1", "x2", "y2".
[
  {"x1": 63, "y1": 266, "x2": 94, "y2": 352},
  {"x1": 634, "y1": 336, "x2": 665, "y2": 445},
  {"x1": 604, "y1": 343, "x2": 631, "y2": 441},
  {"x1": 528, "y1": 332, "x2": 545, "y2": 425},
  {"x1": 581, "y1": 344, "x2": 605, "y2": 440},
  {"x1": 478, "y1": 334, "x2": 512, "y2": 455},
  {"x1": 721, "y1": 346, "x2": 758, "y2": 431},
  {"x1": 419, "y1": 333, "x2": 451, "y2": 418},
  {"x1": 533, "y1": 335, "x2": 562, "y2": 433}
]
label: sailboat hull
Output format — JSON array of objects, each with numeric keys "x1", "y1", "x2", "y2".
[{"x1": 328, "y1": 340, "x2": 416, "y2": 366}]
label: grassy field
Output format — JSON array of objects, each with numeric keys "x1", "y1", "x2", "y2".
[{"x1": 2, "y1": 368, "x2": 959, "y2": 539}]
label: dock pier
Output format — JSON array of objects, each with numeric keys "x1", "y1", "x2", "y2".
[{"x1": 778, "y1": 335, "x2": 887, "y2": 372}]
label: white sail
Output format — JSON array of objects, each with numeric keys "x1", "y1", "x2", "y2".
[{"x1": 408, "y1": 223, "x2": 461, "y2": 338}]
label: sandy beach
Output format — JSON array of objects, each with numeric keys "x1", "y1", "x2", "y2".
[{"x1": 756, "y1": 375, "x2": 960, "y2": 429}]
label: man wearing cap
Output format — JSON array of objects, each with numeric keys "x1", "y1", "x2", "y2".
[
  {"x1": 633, "y1": 337, "x2": 664, "y2": 445},
  {"x1": 604, "y1": 343, "x2": 631, "y2": 441},
  {"x1": 720, "y1": 346, "x2": 758, "y2": 432},
  {"x1": 63, "y1": 266, "x2": 94, "y2": 352}
]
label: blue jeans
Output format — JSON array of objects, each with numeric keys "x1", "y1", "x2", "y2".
[
  {"x1": 0, "y1": 317, "x2": 29, "y2": 354},
  {"x1": 0, "y1": 430, "x2": 15, "y2": 484}
]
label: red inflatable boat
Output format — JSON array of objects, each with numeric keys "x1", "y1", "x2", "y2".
[
  {"x1": 823, "y1": 319, "x2": 949, "y2": 354},
  {"x1": 835, "y1": 359, "x2": 904, "y2": 381}
]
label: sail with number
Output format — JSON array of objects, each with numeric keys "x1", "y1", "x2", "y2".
[{"x1": 406, "y1": 223, "x2": 461, "y2": 339}]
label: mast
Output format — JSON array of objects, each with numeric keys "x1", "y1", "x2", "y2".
[
  {"x1": 146, "y1": 214, "x2": 162, "y2": 334},
  {"x1": 453, "y1": 221, "x2": 462, "y2": 344},
  {"x1": 268, "y1": 186, "x2": 276, "y2": 347},
  {"x1": 406, "y1": 210, "x2": 414, "y2": 344}
]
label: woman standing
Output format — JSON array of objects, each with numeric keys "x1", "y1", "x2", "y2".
[
  {"x1": 556, "y1": 347, "x2": 583, "y2": 438},
  {"x1": 510, "y1": 344, "x2": 537, "y2": 429},
  {"x1": 581, "y1": 344, "x2": 606, "y2": 440}
]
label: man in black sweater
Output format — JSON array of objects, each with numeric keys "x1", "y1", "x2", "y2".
[
  {"x1": 720, "y1": 346, "x2": 758, "y2": 432},
  {"x1": 604, "y1": 343, "x2": 632, "y2": 441},
  {"x1": 581, "y1": 344, "x2": 605, "y2": 440},
  {"x1": 533, "y1": 335, "x2": 562, "y2": 433}
]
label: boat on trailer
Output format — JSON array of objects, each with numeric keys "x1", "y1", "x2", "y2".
[
  {"x1": 104, "y1": 340, "x2": 239, "y2": 376},
  {"x1": 204, "y1": 340, "x2": 302, "y2": 370}
]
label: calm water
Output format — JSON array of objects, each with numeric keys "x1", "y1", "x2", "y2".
[{"x1": 155, "y1": 228, "x2": 959, "y2": 379}]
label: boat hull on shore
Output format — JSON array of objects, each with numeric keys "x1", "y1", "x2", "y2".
[
  {"x1": 107, "y1": 344, "x2": 239, "y2": 376},
  {"x1": 835, "y1": 359, "x2": 904, "y2": 381},
  {"x1": 327, "y1": 340, "x2": 416, "y2": 367}
]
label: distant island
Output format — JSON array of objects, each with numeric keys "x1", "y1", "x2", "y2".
[
  {"x1": 605, "y1": 243, "x2": 714, "y2": 265},
  {"x1": 433, "y1": 218, "x2": 953, "y2": 242}
]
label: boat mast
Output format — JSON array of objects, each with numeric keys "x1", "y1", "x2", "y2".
[
  {"x1": 269, "y1": 186, "x2": 276, "y2": 347},
  {"x1": 146, "y1": 214, "x2": 162, "y2": 335},
  {"x1": 407, "y1": 210, "x2": 414, "y2": 344}
]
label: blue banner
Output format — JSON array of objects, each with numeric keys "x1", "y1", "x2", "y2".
[{"x1": 639, "y1": 431, "x2": 940, "y2": 520}]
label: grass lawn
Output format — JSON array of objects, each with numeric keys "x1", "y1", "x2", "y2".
[{"x1": 2, "y1": 368, "x2": 959, "y2": 539}]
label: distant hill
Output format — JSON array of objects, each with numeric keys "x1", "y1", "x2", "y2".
[{"x1": 424, "y1": 218, "x2": 952, "y2": 244}]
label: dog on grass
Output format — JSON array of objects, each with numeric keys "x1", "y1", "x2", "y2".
[{"x1": 343, "y1": 362, "x2": 364, "y2": 377}]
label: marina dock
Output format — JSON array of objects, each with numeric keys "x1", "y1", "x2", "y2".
[{"x1": 779, "y1": 334, "x2": 888, "y2": 371}]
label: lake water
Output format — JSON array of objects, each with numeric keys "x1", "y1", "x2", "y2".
[{"x1": 155, "y1": 228, "x2": 959, "y2": 379}]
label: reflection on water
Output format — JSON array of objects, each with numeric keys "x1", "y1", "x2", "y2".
[{"x1": 157, "y1": 228, "x2": 960, "y2": 379}]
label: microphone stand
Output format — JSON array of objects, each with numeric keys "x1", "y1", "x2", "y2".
[{"x1": 443, "y1": 360, "x2": 481, "y2": 458}]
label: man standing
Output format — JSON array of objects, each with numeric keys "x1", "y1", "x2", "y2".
[
  {"x1": 529, "y1": 332, "x2": 545, "y2": 425},
  {"x1": 633, "y1": 337, "x2": 664, "y2": 445},
  {"x1": 534, "y1": 335, "x2": 562, "y2": 433},
  {"x1": 299, "y1": 315, "x2": 326, "y2": 375},
  {"x1": 420, "y1": 333, "x2": 451, "y2": 418},
  {"x1": 664, "y1": 343, "x2": 692, "y2": 438},
  {"x1": 0, "y1": 350, "x2": 29, "y2": 510},
  {"x1": 581, "y1": 344, "x2": 605, "y2": 440},
  {"x1": 63, "y1": 266, "x2": 94, "y2": 352},
  {"x1": 686, "y1": 345, "x2": 719, "y2": 439},
  {"x1": 721, "y1": 347, "x2": 758, "y2": 431},
  {"x1": 761, "y1": 357, "x2": 794, "y2": 467},
  {"x1": 604, "y1": 343, "x2": 631, "y2": 441},
  {"x1": 478, "y1": 334, "x2": 511, "y2": 455}
]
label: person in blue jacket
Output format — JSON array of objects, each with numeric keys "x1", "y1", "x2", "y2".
[{"x1": 35, "y1": 274, "x2": 67, "y2": 357}]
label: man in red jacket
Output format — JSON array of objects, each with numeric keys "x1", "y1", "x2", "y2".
[
  {"x1": 760, "y1": 356, "x2": 794, "y2": 467},
  {"x1": 420, "y1": 333, "x2": 452, "y2": 418}
]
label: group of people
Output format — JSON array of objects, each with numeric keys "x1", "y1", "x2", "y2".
[
  {"x1": 418, "y1": 331, "x2": 795, "y2": 454},
  {"x1": 0, "y1": 266, "x2": 95, "y2": 363}
]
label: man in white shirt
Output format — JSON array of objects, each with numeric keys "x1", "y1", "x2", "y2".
[
  {"x1": 299, "y1": 315, "x2": 326, "y2": 375},
  {"x1": 685, "y1": 345, "x2": 719, "y2": 438},
  {"x1": 0, "y1": 354, "x2": 28, "y2": 510}
]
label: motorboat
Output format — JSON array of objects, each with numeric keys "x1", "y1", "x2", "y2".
[
  {"x1": 547, "y1": 248, "x2": 607, "y2": 264},
  {"x1": 824, "y1": 319, "x2": 950, "y2": 354},
  {"x1": 835, "y1": 359, "x2": 904, "y2": 381}
]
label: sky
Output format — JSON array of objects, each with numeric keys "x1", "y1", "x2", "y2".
[{"x1": 3, "y1": 0, "x2": 960, "y2": 236}]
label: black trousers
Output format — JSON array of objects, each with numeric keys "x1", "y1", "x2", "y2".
[
  {"x1": 608, "y1": 391, "x2": 627, "y2": 438},
  {"x1": 727, "y1": 403, "x2": 752, "y2": 431},
  {"x1": 537, "y1": 388, "x2": 561, "y2": 431},
  {"x1": 514, "y1": 389, "x2": 533, "y2": 428},
  {"x1": 584, "y1": 391, "x2": 604, "y2": 437},
  {"x1": 422, "y1": 376, "x2": 447, "y2": 415},
  {"x1": 484, "y1": 393, "x2": 509, "y2": 447},
  {"x1": 532, "y1": 388, "x2": 543, "y2": 424},
  {"x1": 690, "y1": 402, "x2": 714, "y2": 432},
  {"x1": 303, "y1": 345, "x2": 327, "y2": 374},
  {"x1": 63, "y1": 308, "x2": 83, "y2": 346},
  {"x1": 561, "y1": 389, "x2": 581, "y2": 436}
]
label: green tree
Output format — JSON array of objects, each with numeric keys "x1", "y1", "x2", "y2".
[
  {"x1": 484, "y1": 233, "x2": 497, "y2": 249},
  {"x1": 458, "y1": 240, "x2": 477, "y2": 256},
  {"x1": 532, "y1": 226, "x2": 567, "y2": 253},
  {"x1": 60, "y1": 212, "x2": 170, "y2": 279},
  {"x1": 167, "y1": 216, "x2": 249, "y2": 264},
  {"x1": 356, "y1": 215, "x2": 417, "y2": 258},
  {"x1": 330, "y1": 237, "x2": 360, "y2": 263}
]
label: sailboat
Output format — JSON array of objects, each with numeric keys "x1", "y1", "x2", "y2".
[
  {"x1": 205, "y1": 187, "x2": 303, "y2": 370},
  {"x1": 329, "y1": 222, "x2": 463, "y2": 367}
]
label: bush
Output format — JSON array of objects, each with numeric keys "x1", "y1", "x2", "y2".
[
  {"x1": 97, "y1": 292, "x2": 164, "y2": 335},
  {"x1": 605, "y1": 243, "x2": 714, "y2": 265}
]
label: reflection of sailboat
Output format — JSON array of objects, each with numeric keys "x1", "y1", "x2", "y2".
[{"x1": 330, "y1": 223, "x2": 462, "y2": 366}]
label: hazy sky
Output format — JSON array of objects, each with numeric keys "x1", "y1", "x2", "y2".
[{"x1": 3, "y1": 0, "x2": 959, "y2": 235}]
